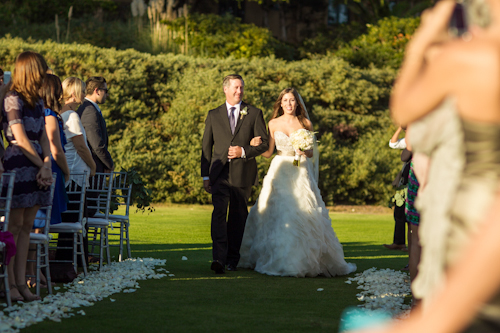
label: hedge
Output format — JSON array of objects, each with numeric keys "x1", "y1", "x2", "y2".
[{"x1": 0, "y1": 36, "x2": 401, "y2": 205}]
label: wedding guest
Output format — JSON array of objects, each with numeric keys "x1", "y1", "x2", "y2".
[
  {"x1": 1, "y1": 51, "x2": 53, "y2": 302},
  {"x1": 384, "y1": 126, "x2": 410, "y2": 253},
  {"x1": 36, "y1": 74, "x2": 70, "y2": 226},
  {"x1": 77, "y1": 76, "x2": 113, "y2": 176},
  {"x1": 0, "y1": 68, "x2": 4, "y2": 86},
  {"x1": 27, "y1": 73, "x2": 70, "y2": 288},
  {"x1": 54, "y1": 77, "x2": 96, "y2": 268},
  {"x1": 351, "y1": 0, "x2": 500, "y2": 332},
  {"x1": 76, "y1": 76, "x2": 113, "y2": 235},
  {"x1": 61, "y1": 77, "x2": 96, "y2": 181}
]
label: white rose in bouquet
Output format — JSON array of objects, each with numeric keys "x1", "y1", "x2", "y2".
[{"x1": 289, "y1": 129, "x2": 315, "y2": 166}]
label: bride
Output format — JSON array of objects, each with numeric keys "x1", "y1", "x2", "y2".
[{"x1": 238, "y1": 88, "x2": 356, "y2": 277}]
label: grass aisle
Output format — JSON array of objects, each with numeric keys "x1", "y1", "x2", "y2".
[{"x1": 23, "y1": 205, "x2": 407, "y2": 333}]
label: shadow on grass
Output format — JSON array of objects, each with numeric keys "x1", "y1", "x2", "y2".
[
  {"x1": 342, "y1": 242, "x2": 409, "y2": 272},
  {"x1": 128, "y1": 241, "x2": 408, "y2": 273}
]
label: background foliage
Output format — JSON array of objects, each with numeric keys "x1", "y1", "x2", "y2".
[
  {"x1": 336, "y1": 16, "x2": 420, "y2": 69},
  {"x1": 0, "y1": 36, "x2": 402, "y2": 205}
]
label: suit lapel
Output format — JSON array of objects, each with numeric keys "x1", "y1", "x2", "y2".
[
  {"x1": 232, "y1": 102, "x2": 247, "y2": 138},
  {"x1": 217, "y1": 104, "x2": 233, "y2": 137}
]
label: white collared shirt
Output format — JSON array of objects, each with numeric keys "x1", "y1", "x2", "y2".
[
  {"x1": 389, "y1": 138, "x2": 407, "y2": 149},
  {"x1": 85, "y1": 97, "x2": 101, "y2": 114},
  {"x1": 201, "y1": 101, "x2": 246, "y2": 180},
  {"x1": 226, "y1": 101, "x2": 242, "y2": 122}
]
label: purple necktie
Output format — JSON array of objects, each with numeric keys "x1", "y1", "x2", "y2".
[{"x1": 229, "y1": 107, "x2": 236, "y2": 134}]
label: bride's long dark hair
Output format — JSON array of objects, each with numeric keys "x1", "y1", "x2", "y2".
[{"x1": 270, "y1": 88, "x2": 308, "y2": 129}]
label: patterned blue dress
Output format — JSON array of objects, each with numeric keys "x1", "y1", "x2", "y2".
[{"x1": 2, "y1": 91, "x2": 51, "y2": 209}]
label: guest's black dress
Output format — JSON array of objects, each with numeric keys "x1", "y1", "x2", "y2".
[{"x1": 2, "y1": 91, "x2": 50, "y2": 208}]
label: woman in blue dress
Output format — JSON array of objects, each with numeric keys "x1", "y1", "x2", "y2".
[
  {"x1": 2, "y1": 51, "x2": 53, "y2": 302},
  {"x1": 28, "y1": 74, "x2": 70, "y2": 288}
]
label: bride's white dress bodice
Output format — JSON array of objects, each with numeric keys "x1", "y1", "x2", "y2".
[
  {"x1": 274, "y1": 131, "x2": 295, "y2": 154},
  {"x1": 238, "y1": 130, "x2": 356, "y2": 278}
]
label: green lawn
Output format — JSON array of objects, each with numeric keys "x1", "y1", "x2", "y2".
[{"x1": 23, "y1": 205, "x2": 407, "y2": 333}]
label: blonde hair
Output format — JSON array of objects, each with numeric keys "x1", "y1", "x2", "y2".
[
  {"x1": 62, "y1": 77, "x2": 86, "y2": 103},
  {"x1": 466, "y1": 0, "x2": 491, "y2": 28}
]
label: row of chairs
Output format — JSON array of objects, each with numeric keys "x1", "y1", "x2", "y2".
[{"x1": 0, "y1": 171, "x2": 133, "y2": 307}]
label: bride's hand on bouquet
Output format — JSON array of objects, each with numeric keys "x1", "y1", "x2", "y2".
[
  {"x1": 250, "y1": 136, "x2": 262, "y2": 147},
  {"x1": 296, "y1": 149, "x2": 313, "y2": 158}
]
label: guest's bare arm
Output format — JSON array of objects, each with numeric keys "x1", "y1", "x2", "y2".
[
  {"x1": 261, "y1": 121, "x2": 276, "y2": 158},
  {"x1": 45, "y1": 115, "x2": 70, "y2": 180},
  {"x1": 72, "y1": 135, "x2": 96, "y2": 176},
  {"x1": 391, "y1": 1, "x2": 457, "y2": 126},
  {"x1": 351, "y1": 189, "x2": 500, "y2": 333}
]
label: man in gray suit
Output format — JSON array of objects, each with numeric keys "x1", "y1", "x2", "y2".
[{"x1": 201, "y1": 74, "x2": 269, "y2": 274}]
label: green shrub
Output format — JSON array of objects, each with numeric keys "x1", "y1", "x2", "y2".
[
  {"x1": 0, "y1": 36, "x2": 401, "y2": 205},
  {"x1": 336, "y1": 16, "x2": 420, "y2": 69},
  {"x1": 165, "y1": 13, "x2": 296, "y2": 60}
]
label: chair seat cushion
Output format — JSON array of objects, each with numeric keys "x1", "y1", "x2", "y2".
[
  {"x1": 87, "y1": 218, "x2": 110, "y2": 227},
  {"x1": 29, "y1": 233, "x2": 50, "y2": 243},
  {"x1": 50, "y1": 222, "x2": 83, "y2": 232},
  {"x1": 94, "y1": 213, "x2": 128, "y2": 222}
]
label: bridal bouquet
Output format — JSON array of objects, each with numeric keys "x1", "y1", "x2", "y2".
[{"x1": 289, "y1": 129, "x2": 315, "y2": 166}]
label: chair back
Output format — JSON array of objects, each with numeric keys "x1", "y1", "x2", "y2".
[
  {"x1": 0, "y1": 172, "x2": 16, "y2": 232},
  {"x1": 111, "y1": 171, "x2": 132, "y2": 217},
  {"x1": 87, "y1": 172, "x2": 114, "y2": 219},
  {"x1": 64, "y1": 172, "x2": 88, "y2": 223},
  {"x1": 35, "y1": 173, "x2": 57, "y2": 234}
]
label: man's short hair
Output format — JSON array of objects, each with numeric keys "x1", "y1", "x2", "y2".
[
  {"x1": 85, "y1": 76, "x2": 106, "y2": 96},
  {"x1": 222, "y1": 74, "x2": 244, "y2": 88}
]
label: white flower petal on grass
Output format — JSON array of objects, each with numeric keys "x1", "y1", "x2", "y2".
[
  {"x1": 0, "y1": 257, "x2": 169, "y2": 332},
  {"x1": 182, "y1": 256, "x2": 188, "y2": 260},
  {"x1": 53, "y1": 287, "x2": 60, "y2": 290},
  {"x1": 346, "y1": 267, "x2": 411, "y2": 319},
  {"x1": 317, "y1": 288, "x2": 324, "y2": 292},
  {"x1": 168, "y1": 274, "x2": 175, "y2": 277},
  {"x1": 110, "y1": 299, "x2": 116, "y2": 302}
]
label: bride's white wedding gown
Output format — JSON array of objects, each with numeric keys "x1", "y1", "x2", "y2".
[{"x1": 238, "y1": 131, "x2": 357, "y2": 277}]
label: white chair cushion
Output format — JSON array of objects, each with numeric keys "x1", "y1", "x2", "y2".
[
  {"x1": 87, "y1": 218, "x2": 110, "y2": 227},
  {"x1": 96, "y1": 213, "x2": 128, "y2": 222},
  {"x1": 29, "y1": 233, "x2": 50, "y2": 243},
  {"x1": 50, "y1": 222, "x2": 83, "y2": 232}
]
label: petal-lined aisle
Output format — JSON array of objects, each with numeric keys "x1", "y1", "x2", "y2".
[
  {"x1": 0, "y1": 258, "x2": 170, "y2": 332},
  {"x1": 346, "y1": 268, "x2": 411, "y2": 317}
]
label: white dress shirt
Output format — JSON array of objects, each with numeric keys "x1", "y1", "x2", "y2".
[
  {"x1": 202, "y1": 101, "x2": 246, "y2": 181},
  {"x1": 389, "y1": 138, "x2": 407, "y2": 149},
  {"x1": 85, "y1": 97, "x2": 101, "y2": 114}
]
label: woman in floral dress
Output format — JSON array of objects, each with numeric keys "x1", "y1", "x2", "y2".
[{"x1": 2, "y1": 51, "x2": 53, "y2": 301}]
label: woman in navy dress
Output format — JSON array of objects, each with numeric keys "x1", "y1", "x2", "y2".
[{"x1": 2, "y1": 51, "x2": 53, "y2": 302}]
